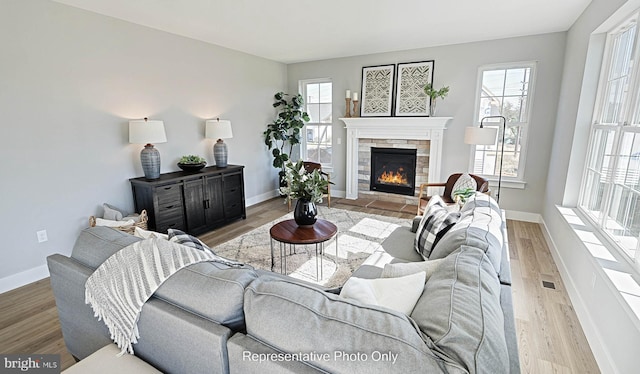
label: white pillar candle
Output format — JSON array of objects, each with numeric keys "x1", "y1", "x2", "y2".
[
  {"x1": 353, "y1": 92, "x2": 358, "y2": 101},
  {"x1": 346, "y1": 90, "x2": 351, "y2": 99}
]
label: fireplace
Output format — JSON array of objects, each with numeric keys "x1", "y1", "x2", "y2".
[{"x1": 370, "y1": 147, "x2": 417, "y2": 196}]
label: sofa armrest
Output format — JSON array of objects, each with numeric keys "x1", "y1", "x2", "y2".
[{"x1": 47, "y1": 254, "x2": 111, "y2": 359}]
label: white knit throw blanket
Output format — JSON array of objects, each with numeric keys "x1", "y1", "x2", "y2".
[{"x1": 85, "y1": 238, "x2": 240, "y2": 355}]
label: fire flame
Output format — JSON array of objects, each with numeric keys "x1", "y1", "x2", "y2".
[{"x1": 378, "y1": 168, "x2": 408, "y2": 185}]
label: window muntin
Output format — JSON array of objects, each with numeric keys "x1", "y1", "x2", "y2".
[
  {"x1": 300, "y1": 79, "x2": 333, "y2": 167},
  {"x1": 471, "y1": 63, "x2": 535, "y2": 180},
  {"x1": 579, "y1": 15, "x2": 640, "y2": 264}
]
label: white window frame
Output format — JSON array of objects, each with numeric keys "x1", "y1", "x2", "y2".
[
  {"x1": 468, "y1": 61, "x2": 537, "y2": 188},
  {"x1": 299, "y1": 78, "x2": 333, "y2": 170},
  {"x1": 578, "y1": 13, "x2": 640, "y2": 268}
]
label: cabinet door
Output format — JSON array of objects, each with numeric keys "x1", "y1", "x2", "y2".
[
  {"x1": 204, "y1": 175, "x2": 224, "y2": 225},
  {"x1": 183, "y1": 178, "x2": 207, "y2": 233}
]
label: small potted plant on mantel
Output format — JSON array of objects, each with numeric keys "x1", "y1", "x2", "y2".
[{"x1": 424, "y1": 83, "x2": 450, "y2": 116}]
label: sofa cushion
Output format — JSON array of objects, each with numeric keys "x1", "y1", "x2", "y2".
[
  {"x1": 243, "y1": 274, "x2": 468, "y2": 373},
  {"x1": 411, "y1": 246, "x2": 508, "y2": 374},
  {"x1": 381, "y1": 226, "x2": 424, "y2": 262},
  {"x1": 153, "y1": 262, "x2": 258, "y2": 331},
  {"x1": 71, "y1": 227, "x2": 142, "y2": 269},
  {"x1": 415, "y1": 196, "x2": 460, "y2": 259},
  {"x1": 382, "y1": 259, "x2": 444, "y2": 282},
  {"x1": 339, "y1": 271, "x2": 426, "y2": 315},
  {"x1": 429, "y1": 193, "x2": 504, "y2": 275}
]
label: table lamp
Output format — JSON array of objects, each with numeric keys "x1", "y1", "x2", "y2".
[
  {"x1": 205, "y1": 118, "x2": 233, "y2": 168},
  {"x1": 129, "y1": 117, "x2": 167, "y2": 179}
]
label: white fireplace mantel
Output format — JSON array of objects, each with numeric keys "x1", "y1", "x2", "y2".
[{"x1": 340, "y1": 117, "x2": 452, "y2": 200}]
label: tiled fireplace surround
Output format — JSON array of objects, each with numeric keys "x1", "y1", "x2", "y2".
[
  {"x1": 358, "y1": 138, "x2": 429, "y2": 204},
  {"x1": 340, "y1": 117, "x2": 451, "y2": 205}
]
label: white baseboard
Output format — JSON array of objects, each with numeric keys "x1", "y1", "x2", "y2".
[
  {"x1": 0, "y1": 264, "x2": 49, "y2": 295},
  {"x1": 246, "y1": 189, "x2": 347, "y2": 207},
  {"x1": 505, "y1": 210, "x2": 541, "y2": 223},
  {"x1": 539, "y1": 214, "x2": 616, "y2": 374},
  {"x1": 246, "y1": 190, "x2": 280, "y2": 207},
  {"x1": 331, "y1": 189, "x2": 346, "y2": 199}
]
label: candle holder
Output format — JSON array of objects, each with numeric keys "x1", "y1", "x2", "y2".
[
  {"x1": 345, "y1": 98, "x2": 352, "y2": 117},
  {"x1": 352, "y1": 100, "x2": 359, "y2": 117}
]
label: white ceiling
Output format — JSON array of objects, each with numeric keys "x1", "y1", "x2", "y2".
[{"x1": 52, "y1": 0, "x2": 592, "y2": 64}]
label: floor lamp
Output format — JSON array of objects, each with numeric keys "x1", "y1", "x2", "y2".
[{"x1": 464, "y1": 115, "x2": 506, "y2": 203}]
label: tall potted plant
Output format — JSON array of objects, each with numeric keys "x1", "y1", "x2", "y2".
[{"x1": 263, "y1": 92, "x2": 310, "y2": 182}]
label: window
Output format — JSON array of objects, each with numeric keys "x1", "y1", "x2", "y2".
[
  {"x1": 470, "y1": 62, "x2": 536, "y2": 181},
  {"x1": 300, "y1": 79, "x2": 333, "y2": 166},
  {"x1": 580, "y1": 14, "x2": 640, "y2": 265}
]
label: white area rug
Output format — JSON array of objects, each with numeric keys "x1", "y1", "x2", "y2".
[{"x1": 212, "y1": 206, "x2": 410, "y2": 288}]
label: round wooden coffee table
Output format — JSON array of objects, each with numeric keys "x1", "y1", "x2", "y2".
[{"x1": 269, "y1": 219, "x2": 338, "y2": 281}]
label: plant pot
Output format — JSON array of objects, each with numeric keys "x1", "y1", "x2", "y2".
[
  {"x1": 177, "y1": 162, "x2": 206, "y2": 172},
  {"x1": 293, "y1": 199, "x2": 317, "y2": 227},
  {"x1": 429, "y1": 100, "x2": 437, "y2": 116}
]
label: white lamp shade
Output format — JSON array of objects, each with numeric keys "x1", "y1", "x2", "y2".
[
  {"x1": 205, "y1": 119, "x2": 233, "y2": 139},
  {"x1": 129, "y1": 119, "x2": 167, "y2": 144},
  {"x1": 464, "y1": 126, "x2": 498, "y2": 145}
]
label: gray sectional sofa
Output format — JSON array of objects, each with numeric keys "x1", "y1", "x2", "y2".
[{"x1": 47, "y1": 193, "x2": 518, "y2": 373}]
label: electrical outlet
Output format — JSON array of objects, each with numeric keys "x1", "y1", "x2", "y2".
[
  {"x1": 337, "y1": 137, "x2": 342, "y2": 145},
  {"x1": 37, "y1": 230, "x2": 48, "y2": 243}
]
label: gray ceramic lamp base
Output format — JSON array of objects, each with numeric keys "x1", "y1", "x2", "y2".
[
  {"x1": 214, "y1": 140, "x2": 228, "y2": 168},
  {"x1": 141, "y1": 144, "x2": 161, "y2": 179}
]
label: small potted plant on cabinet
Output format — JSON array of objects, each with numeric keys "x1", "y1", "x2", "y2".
[{"x1": 177, "y1": 155, "x2": 207, "y2": 172}]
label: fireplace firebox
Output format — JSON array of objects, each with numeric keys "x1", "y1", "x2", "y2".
[{"x1": 370, "y1": 147, "x2": 417, "y2": 196}]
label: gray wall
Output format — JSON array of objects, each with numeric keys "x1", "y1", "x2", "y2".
[
  {"x1": 287, "y1": 33, "x2": 566, "y2": 215},
  {"x1": 543, "y1": 0, "x2": 640, "y2": 372},
  {"x1": 0, "y1": 0, "x2": 285, "y2": 290}
]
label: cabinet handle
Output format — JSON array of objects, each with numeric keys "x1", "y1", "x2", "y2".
[
  {"x1": 203, "y1": 199, "x2": 210, "y2": 209},
  {"x1": 164, "y1": 186, "x2": 172, "y2": 190},
  {"x1": 165, "y1": 205, "x2": 174, "y2": 209}
]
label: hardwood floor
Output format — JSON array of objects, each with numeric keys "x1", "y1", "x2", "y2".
[{"x1": 0, "y1": 198, "x2": 599, "y2": 373}]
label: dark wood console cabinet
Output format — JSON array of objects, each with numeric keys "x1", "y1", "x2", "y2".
[{"x1": 130, "y1": 165, "x2": 246, "y2": 236}]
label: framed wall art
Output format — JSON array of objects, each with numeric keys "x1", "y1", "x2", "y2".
[
  {"x1": 360, "y1": 64, "x2": 395, "y2": 117},
  {"x1": 394, "y1": 60, "x2": 434, "y2": 116}
]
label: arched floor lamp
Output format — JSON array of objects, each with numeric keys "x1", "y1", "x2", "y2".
[{"x1": 464, "y1": 115, "x2": 506, "y2": 203}]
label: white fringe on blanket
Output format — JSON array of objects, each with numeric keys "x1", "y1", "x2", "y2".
[{"x1": 85, "y1": 238, "x2": 241, "y2": 355}]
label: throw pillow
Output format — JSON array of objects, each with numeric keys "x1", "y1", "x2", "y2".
[
  {"x1": 94, "y1": 218, "x2": 135, "y2": 227},
  {"x1": 450, "y1": 173, "x2": 477, "y2": 201},
  {"x1": 103, "y1": 203, "x2": 124, "y2": 221},
  {"x1": 167, "y1": 229, "x2": 213, "y2": 253},
  {"x1": 339, "y1": 272, "x2": 426, "y2": 315},
  {"x1": 122, "y1": 213, "x2": 141, "y2": 223},
  {"x1": 134, "y1": 227, "x2": 169, "y2": 240},
  {"x1": 381, "y1": 259, "x2": 444, "y2": 283},
  {"x1": 414, "y1": 196, "x2": 461, "y2": 259}
]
